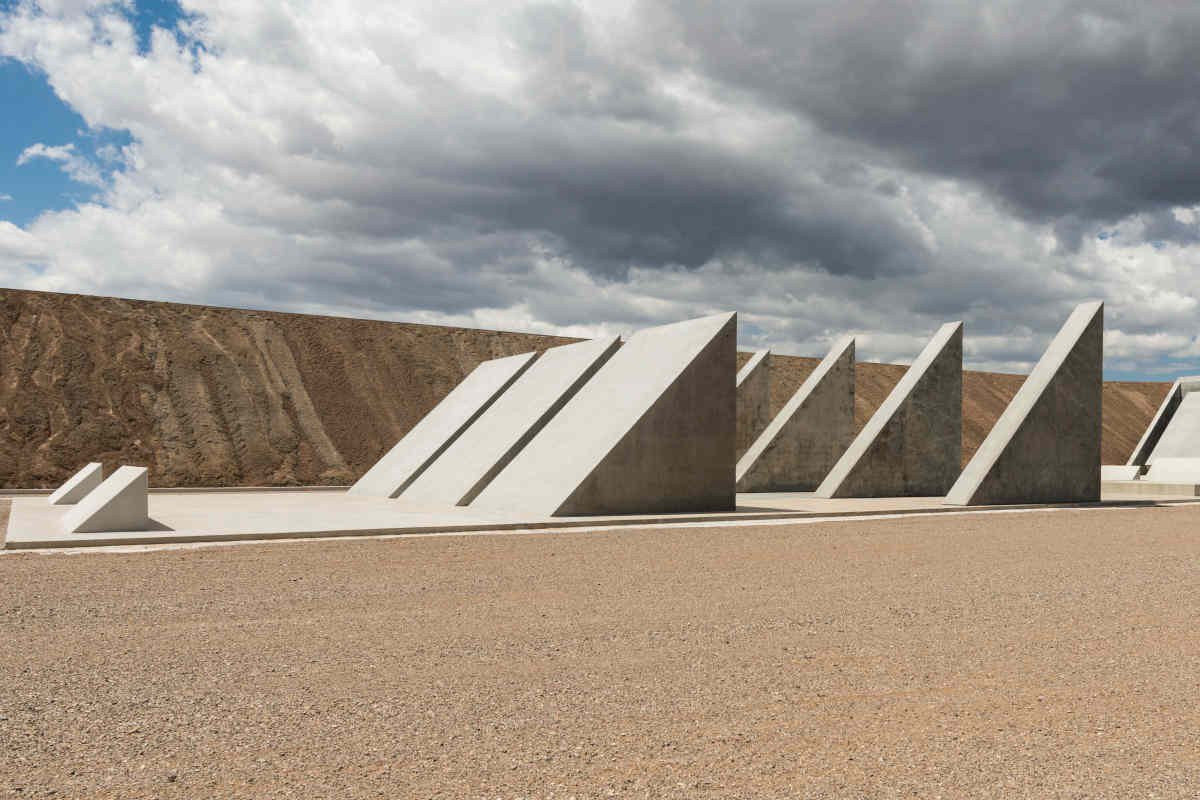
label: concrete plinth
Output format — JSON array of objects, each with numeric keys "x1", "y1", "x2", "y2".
[
  {"x1": 1101, "y1": 465, "x2": 1141, "y2": 482},
  {"x1": 400, "y1": 337, "x2": 622, "y2": 506},
  {"x1": 349, "y1": 351, "x2": 538, "y2": 498},
  {"x1": 736, "y1": 337, "x2": 854, "y2": 492},
  {"x1": 816, "y1": 323, "x2": 962, "y2": 498},
  {"x1": 48, "y1": 462, "x2": 104, "y2": 505},
  {"x1": 61, "y1": 465, "x2": 149, "y2": 533},
  {"x1": 945, "y1": 301, "x2": 1102, "y2": 506},
  {"x1": 471, "y1": 313, "x2": 737, "y2": 516},
  {"x1": 736, "y1": 349, "x2": 771, "y2": 460}
]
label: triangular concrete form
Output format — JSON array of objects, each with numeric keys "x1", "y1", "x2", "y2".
[
  {"x1": 735, "y1": 349, "x2": 771, "y2": 460},
  {"x1": 349, "y1": 350, "x2": 539, "y2": 498},
  {"x1": 401, "y1": 336, "x2": 622, "y2": 506},
  {"x1": 61, "y1": 466, "x2": 149, "y2": 533},
  {"x1": 737, "y1": 336, "x2": 855, "y2": 492},
  {"x1": 1126, "y1": 376, "x2": 1200, "y2": 477},
  {"x1": 472, "y1": 312, "x2": 737, "y2": 516},
  {"x1": 946, "y1": 301, "x2": 1102, "y2": 506},
  {"x1": 48, "y1": 462, "x2": 104, "y2": 505},
  {"x1": 816, "y1": 322, "x2": 962, "y2": 498}
]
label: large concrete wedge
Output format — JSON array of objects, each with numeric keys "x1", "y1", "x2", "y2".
[
  {"x1": 472, "y1": 312, "x2": 737, "y2": 516},
  {"x1": 1124, "y1": 375, "x2": 1200, "y2": 485},
  {"x1": 736, "y1": 337, "x2": 855, "y2": 492},
  {"x1": 61, "y1": 466, "x2": 149, "y2": 533},
  {"x1": 400, "y1": 336, "x2": 622, "y2": 506},
  {"x1": 349, "y1": 350, "x2": 538, "y2": 498},
  {"x1": 736, "y1": 349, "x2": 771, "y2": 460},
  {"x1": 816, "y1": 322, "x2": 962, "y2": 498},
  {"x1": 48, "y1": 462, "x2": 104, "y2": 505},
  {"x1": 946, "y1": 301, "x2": 1102, "y2": 506}
]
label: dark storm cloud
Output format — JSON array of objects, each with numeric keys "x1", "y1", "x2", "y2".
[{"x1": 639, "y1": 0, "x2": 1200, "y2": 244}]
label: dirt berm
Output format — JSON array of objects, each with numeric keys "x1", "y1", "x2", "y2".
[{"x1": 0, "y1": 288, "x2": 1168, "y2": 488}]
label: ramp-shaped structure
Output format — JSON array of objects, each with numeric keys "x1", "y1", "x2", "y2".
[
  {"x1": 816, "y1": 322, "x2": 962, "y2": 498},
  {"x1": 946, "y1": 301, "x2": 1102, "y2": 506},
  {"x1": 471, "y1": 312, "x2": 737, "y2": 516},
  {"x1": 401, "y1": 337, "x2": 622, "y2": 506},
  {"x1": 736, "y1": 337, "x2": 855, "y2": 492},
  {"x1": 736, "y1": 349, "x2": 771, "y2": 460},
  {"x1": 48, "y1": 462, "x2": 104, "y2": 505},
  {"x1": 1122, "y1": 376, "x2": 1200, "y2": 483},
  {"x1": 349, "y1": 351, "x2": 538, "y2": 498},
  {"x1": 61, "y1": 466, "x2": 149, "y2": 533}
]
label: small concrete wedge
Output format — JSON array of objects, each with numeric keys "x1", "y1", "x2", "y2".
[
  {"x1": 400, "y1": 336, "x2": 622, "y2": 506},
  {"x1": 736, "y1": 349, "x2": 771, "y2": 460},
  {"x1": 471, "y1": 312, "x2": 737, "y2": 516},
  {"x1": 349, "y1": 350, "x2": 539, "y2": 498},
  {"x1": 816, "y1": 322, "x2": 962, "y2": 498},
  {"x1": 1126, "y1": 376, "x2": 1200, "y2": 468},
  {"x1": 737, "y1": 336, "x2": 855, "y2": 492},
  {"x1": 48, "y1": 462, "x2": 104, "y2": 505},
  {"x1": 945, "y1": 301, "x2": 1102, "y2": 506},
  {"x1": 61, "y1": 465, "x2": 149, "y2": 533}
]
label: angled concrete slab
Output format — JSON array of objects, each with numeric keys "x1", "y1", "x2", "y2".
[
  {"x1": 736, "y1": 349, "x2": 771, "y2": 460},
  {"x1": 816, "y1": 322, "x2": 962, "y2": 498},
  {"x1": 946, "y1": 301, "x2": 1102, "y2": 506},
  {"x1": 349, "y1": 350, "x2": 539, "y2": 498},
  {"x1": 48, "y1": 462, "x2": 104, "y2": 505},
  {"x1": 736, "y1": 336, "x2": 855, "y2": 492},
  {"x1": 471, "y1": 312, "x2": 737, "y2": 516},
  {"x1": 400, "y1": 337, "x2": 622, "y2": 506},
  {"x1": 61, "y1": 465, "x2": 149, "y2": 533},
  {"x1": 1126, "y1": 376, "x2": 1200, "y2": 467}
]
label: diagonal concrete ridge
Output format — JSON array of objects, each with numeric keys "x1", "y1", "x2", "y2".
[
  {"x1": 946, "y1": 301, "x2": 1102, "y2": 506},
  {"x1": 400, "y1": 336, "x2": 622, "y2": 506},
  {"x1": 736, "y1": 349, "x2": 771, "y2": 460},
  {"x1": 736, "y1": 336, "x2": 855, "y2": 492},
  {"x1": 471, "y1": 312, "x2": 737, "y2": 516},
  {"x1": 61, "y1": 465, "x2": 149, "y2": 533},
  {"x1": 816, "y1": 322, "x2": 962, "y2": 498},
  {"x1": 1126, "y1": 375, "x2": 1200, "y2": 467},
  {"x1": 349, "y1": 350, "x2": 539, "y2": 498},
  {"x1": 48, "y1": 462, "x2": 104, "y2": 505}
]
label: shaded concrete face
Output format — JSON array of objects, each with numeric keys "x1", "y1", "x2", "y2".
[
  {"x1": 348, "y1": 351, "x2": 538, "y2": 498},
  {"x1": 471, "y1": 313, "x2": 737, "y2": 516},
  {"x1": 61, "y1": 465, "x2": 149, "y2": 533},
  {"x1": 736, "y1": 337, "x2": 854, "y2": 492},
  {"x1": 816, "y1": 323, "x2": 962, "y2": 498},
  {"x1": 945, "y1": 302, "x2": 1102, "y2": 506},
  {"x1": 399, "y1": 337, "x2": 622, "y2": 506},
  {"x1": 48, "y1": 462, "x2": 103, "y2": 505},
  {"x1": 735, "y1": 350, "x2": 771, "y2": 461}
]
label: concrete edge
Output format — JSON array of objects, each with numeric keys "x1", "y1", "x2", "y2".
[{"x1": 735, "y1": 348, "x2": 770, "y2": 388}]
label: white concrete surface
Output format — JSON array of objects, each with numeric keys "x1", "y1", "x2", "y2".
[
  {"x1": 61, "y1": 466, "x2": 149, "y2": 533},
  {"x1": 1143, "y1": 457, "x2": 1200, "y2": 482},
  {"x1": 1101, "y1": 465, "x2": 1141, "y2": 481},
  {"x1": 1146, "y1": 392, "x2": 1200, "y2": 462},
  {"x1": 400, "y1": 337, "x2": 621, "y2": 506},
  {"x1": 349, "y1": 350, "x2": 538, "y2": 498},
  {"x1": 47, "y1": 462, "x2": 103, "y2": 505},
  {"x1": 471, "y1": 312, "x2": 737, "y2": 516},
  {"x1": 1127, "y1": 376, "x2": 1200, "y2": 467}
]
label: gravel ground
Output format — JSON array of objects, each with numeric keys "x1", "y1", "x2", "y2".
[{"x1": 2, "y1": 505, "x2": 1199, "y2": 798}]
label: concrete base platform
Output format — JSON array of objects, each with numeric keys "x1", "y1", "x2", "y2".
[
  {"x1": 1101, "y1": 479, "x2": 1200, "y2": 498},
  {"x1": 5, "y1": 489, "x2": 1197, "y2": 550}
]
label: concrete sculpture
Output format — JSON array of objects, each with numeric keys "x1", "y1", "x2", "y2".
[
  {"x1": 61, "y1": 465, "x2": 149, "y2": 533},
  {"x1": 400, "y1": 336, "x2": 622, "y2": 506},
  {"x1": 736, "y1": 336, "x2": 855, "y2": 492},
  {"x1": 736, "y1": 349, "x2": 771, "y2": 460},
  {"x1": 349, "y1": 350, "x2": 538, "y2": 498},
  {"x1": 472, "y1": 312, "x2": 737, "y2": 516},
  {"x1": 816, "y1": 322, "x2": 962, "y2": 498},
  {"x1": 1121, "y1": 375, "x2": 1200, "y2": 483},
  {"x1": 48, "y1": 462, "x2": 104, "y2": 505},
  {"x1": 946, "y1": 301, "x2": 1102, "y2": 505}
]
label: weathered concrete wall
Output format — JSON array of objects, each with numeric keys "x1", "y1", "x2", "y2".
[
  {"x1": 473, "y1": 313, "x2": 736, "y2": 516},
  {"x1": 946, "y1": 302, "x2": 1102, "y2": 506},
  {"x1": 817, "y1": 323, "x2": 962, "y2": 498},
  {"x1": 735, "y1": 350, "x2": 771, "y2": 461},
  {"x1": 736, "y1": 337, "x2": 854, "y2": 492},
  {"x1": 349, "y1": 351, "x2": 538, "y2": 498}
]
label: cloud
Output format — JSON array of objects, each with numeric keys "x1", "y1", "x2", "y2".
[
  {"x1": 0, "y1": 194, "x2": 11, "y2": 201},
  {"x1": 0, "y1": 0, "x2": 1198, "y2": 377}
]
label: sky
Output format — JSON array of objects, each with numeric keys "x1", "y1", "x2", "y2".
[{"x1": 1, "y1": 0, "x2": 1199, "y2": 379}]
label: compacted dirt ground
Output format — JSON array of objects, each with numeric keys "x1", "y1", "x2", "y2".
[{"x1": 2, "y1": 505, "x2": 1199, "y2": 798}]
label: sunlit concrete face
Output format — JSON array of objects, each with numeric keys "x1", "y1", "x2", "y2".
[
  {"x1": 48, "y1": 462, "x2": 103, "y2": 505},
  {"x1": 946, "y1": 301, "x2": 1102, "y2": 506},
  {"x1": 60, "y1": 465, "x2": 149, "y2": 534}
]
